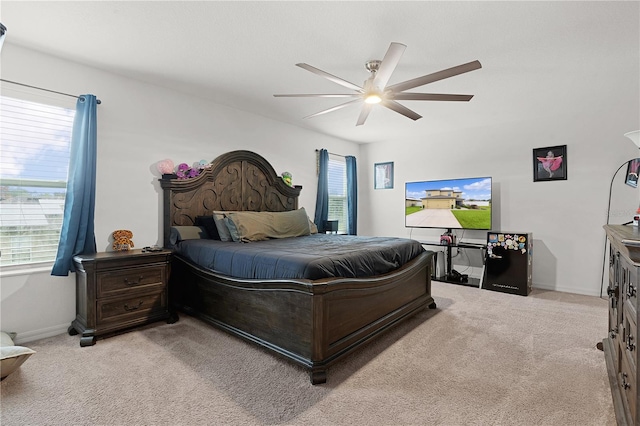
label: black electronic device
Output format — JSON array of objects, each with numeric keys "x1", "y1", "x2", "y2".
[
  {"x1": 448, "y1": 269, "x2": 468, "y2": 283},
  {"x1": 405, "y1": 176, "x2": 492, "y2": 230}
]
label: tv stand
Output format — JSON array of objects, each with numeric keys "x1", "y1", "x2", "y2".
[{"x1": 420, "y1": 229, "x2": 486, "y2": 288}]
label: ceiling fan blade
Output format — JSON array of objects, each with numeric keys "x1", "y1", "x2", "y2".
[
  {"x1": 374, "y1": 42, "x2": 406, "y2": 89},
  {"x1": 381, "y1": 100, "x2": 422, "y2": 121},
  {"x1": 392, "y1": 93, "x2": 474, "y2": 101},
  {"x1": 386, "y1": 60, "x2": 482, "y2": 93},
  {"x1": 274, "y1": 94, "x2": 361, "y2": 98},
  {"x1": 304, "y1": 99, "x2": 362, "y2": 119},
  {"x1": 356, "y1": 103, "x2": 373, "y2": 126},
  {"x1": 296, "y1": 63, "x2": 364, "y2": 92}
]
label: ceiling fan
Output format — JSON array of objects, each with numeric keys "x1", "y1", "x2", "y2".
[{"x1": 274, "y1": 42, "x2": 481, "y2": 126}]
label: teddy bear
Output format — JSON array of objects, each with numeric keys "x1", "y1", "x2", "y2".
[{"x1": 112, "y1": 229, "x2": 134, "y2": 251}]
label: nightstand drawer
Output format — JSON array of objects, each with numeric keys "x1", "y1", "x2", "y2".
[
  {"x1": 97, "y1": 291, "x2": 167, "y2": 325},
  {"x1": 97, "y1": 265, "x2": 166, "y2": 298}
]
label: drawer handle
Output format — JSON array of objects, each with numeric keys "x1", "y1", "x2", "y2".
[
  {"x1": 622, "y1": 373, "x2": 631, "y2": 390},
  {"x1": 123, "y1": 301, "x2": 143, "y2": 311},
  {"x1": 627, "y1": 285, "x2": 636, "y2": 298},
  {"x1": 627, "y1": 335, "x2": 635, "y2": 352},
  {"x1": 124, "y1": 275, "x2": 144, "y2": 286}
]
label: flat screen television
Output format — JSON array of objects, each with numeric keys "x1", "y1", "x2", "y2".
[{"x1": 405, "y1": 177, "x2": 492, "y2": 230}]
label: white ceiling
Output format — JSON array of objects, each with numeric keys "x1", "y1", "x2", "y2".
[{"x1": 1, "y1": 1, "x2": 638, "y2": 144}]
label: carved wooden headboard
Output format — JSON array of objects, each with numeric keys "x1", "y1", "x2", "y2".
[{"x1": 159, "y1": 150, "x2": 302, "y2": 248}]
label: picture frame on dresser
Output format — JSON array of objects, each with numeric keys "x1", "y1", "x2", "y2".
[{"x1": 625, "y1": 158, "x2": 639, "y2": 188}]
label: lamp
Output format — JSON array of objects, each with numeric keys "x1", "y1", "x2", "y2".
[
  {"x1": 600, "y1": 130, "x2": 640, "y2": 297},
  {"x1": 625, "y1": 130, "x2": 640, "y2": 149}
]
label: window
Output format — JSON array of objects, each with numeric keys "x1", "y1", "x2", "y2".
[
  {"x1": 327, "y1": 154, "x2": 347, "y2": 234},
  {"x1": 0, "y1": 94, "x2": 75, "y2": 267}
]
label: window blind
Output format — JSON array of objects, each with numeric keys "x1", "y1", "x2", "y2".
[
  {"x1": 0, "y1": 95, "x2": 75, "y2": 267},
  {"x1": 327, "y1": 154, "x2": 347, "y2": 233}
]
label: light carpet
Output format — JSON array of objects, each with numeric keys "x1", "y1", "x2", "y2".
[{"x1": 1, "y1": 281, "x2": 615, "y2": 425}]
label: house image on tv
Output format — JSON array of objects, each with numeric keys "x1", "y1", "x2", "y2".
[
  {"x1": 405, "y1": 197, "x2": 422, "y2": 208},
  {"x1": 421, "y1": 189, "x2": 463, "y2": 209}
]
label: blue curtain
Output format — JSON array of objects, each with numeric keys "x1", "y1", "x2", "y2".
[
  {"x1": 346, "y1": 155, "x2": 357, "y2": 235},
  {"x1": 314, "y1": 149, "x2": 329, "y2": 233},
  {"x1": 51, "y1": 95, "x2": 98, "y2": 276}
]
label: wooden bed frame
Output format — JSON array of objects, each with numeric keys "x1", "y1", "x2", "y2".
[{"x1": 160, "y1": 150, "x2": 436, "y2": 384}]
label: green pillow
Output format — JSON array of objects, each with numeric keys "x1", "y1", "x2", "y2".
[{"x1": 226, "y1": 208, "x2": 311, "y2": 242}]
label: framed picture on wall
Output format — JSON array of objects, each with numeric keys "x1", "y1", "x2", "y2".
[
  {"x1": 625, "y1": 158, "x2": 640, "y2": 188},
  {"x1": 533, "y1": 145, "x2": 567, "y2": 182},
  {"x1": 374, "y1": 162, "x2": 394, "y2": 189}
]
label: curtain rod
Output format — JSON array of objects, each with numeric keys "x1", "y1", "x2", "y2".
[
  {"x1": 315, "y1": 149, "x2": 346, "y2": 158},
  {"x1": 0, "y1": 78, "x2": 102, "y2": 104}
]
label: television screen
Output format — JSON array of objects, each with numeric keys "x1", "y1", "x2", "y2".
[{"x1": 405, "y1": 177, "x2": 492, "y2": 230}]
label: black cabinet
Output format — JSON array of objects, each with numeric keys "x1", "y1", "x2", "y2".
[{"x1": 482, "y1": 232, "x2": 533, "y2": 296}]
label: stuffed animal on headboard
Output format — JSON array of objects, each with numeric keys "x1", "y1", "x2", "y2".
[
  {"x1": 112, "y1": 229, "x2": 134, "y2": 251},
  {"x1": 281, "y1": 171, "x2": 293, "y2": 187}
]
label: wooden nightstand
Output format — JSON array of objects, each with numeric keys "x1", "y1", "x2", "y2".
[{"x1": 68, "y1": 249, "x2": 177, "y2": 347}]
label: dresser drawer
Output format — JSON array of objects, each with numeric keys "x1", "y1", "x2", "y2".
[
  {"x1": 97, "y1": 265, "x2": 166, "y2": 298},
  {"x1": 622, "y1": 255, "x2": 637, "y2": 308},
  {"x1": 610, "y1": 307, "x2": 620, "y2": 370},
  {"x1": 97, "y1": 291, "x2": 167, "y2": 325},
  {"x1": 624, "y1": 303, "x2": 638, "y2": 372}
]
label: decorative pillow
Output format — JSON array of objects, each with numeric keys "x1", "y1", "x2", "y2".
[
  {"x1": 195, "y1": 216, "x2": 220, "y2": 240},
  {"x1": 169, "y1": 226, "x2": 209, "y2": 247},
  {"x1": 309, "y1": 219, "x2": 318, "y2": 234},
  {"x1": 226, "y1": 208, "x2": 311, "y2": 242},
  {"x1": 224, "y1": 216, "x2": 241, "y2": 242},
  {"x1": 1, "y1": 331, "x2": 35, "y2": 381},
  {"x1": 213, "y1": 212, "x2": 234, "y2": 242}
]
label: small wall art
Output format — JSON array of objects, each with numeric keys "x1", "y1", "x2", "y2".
[
  {"x1": 374, "y1": 161, "x2": 394, "y2": 189},
  {"x1": 533, "y1": 145, "x2": 567, "y2": 182}
]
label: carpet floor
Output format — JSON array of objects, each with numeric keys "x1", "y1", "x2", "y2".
[{"x1": 1, "y1": 281, "x2": 615, "y2": 425}]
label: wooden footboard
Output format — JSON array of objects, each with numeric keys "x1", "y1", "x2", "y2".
[{"x1": 170, "y1": 251, "x2": 434, "y2": 384}]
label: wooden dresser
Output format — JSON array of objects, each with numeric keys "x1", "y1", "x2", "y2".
[
  {"x1": 604, "y1": 225, "x2": 640, "y2": 425},
  {"x1": 68, "y1": 249, "x2": 177, "y2": 347}
]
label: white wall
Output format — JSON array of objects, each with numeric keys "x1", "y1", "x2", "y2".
[{"x1": 0, "y1": 45, "x2": 359, "y2": 343}]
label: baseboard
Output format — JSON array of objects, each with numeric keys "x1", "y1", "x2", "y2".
[
  {"x1": 532, "y1": 282, "x2": 600, "y2": 297},
  {"x1": 12, "y1": 323, "x2": 69, "y2": 345}
]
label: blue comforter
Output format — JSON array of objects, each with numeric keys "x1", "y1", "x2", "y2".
[{"x1": 173, "y1": 234, "x2": 425, "y2": 280}]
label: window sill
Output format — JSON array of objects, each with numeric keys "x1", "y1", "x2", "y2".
[{"x1": 0, "y1": 263, "x2": 54, "y2": 278}]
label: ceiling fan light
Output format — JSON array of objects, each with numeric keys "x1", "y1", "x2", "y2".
[{"x1": 365, "y1": 94, "x2": 382, "y2": 104}]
